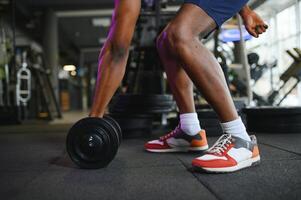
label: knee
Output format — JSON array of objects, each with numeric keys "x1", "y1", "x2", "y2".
[{"x1": 157, "y1": 25, "x2": 192, "y2": 55}]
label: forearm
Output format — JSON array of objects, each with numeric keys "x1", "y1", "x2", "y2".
[
  {"x1": 89, "y1": 0, "x2": 141, "y2": 117},
  {"x1": 89, "y1": 42, "x2": 129, "y2": 117}
]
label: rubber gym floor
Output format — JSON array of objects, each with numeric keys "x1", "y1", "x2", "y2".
[{"x1": 0, "y1": 113, "x2": 301, "y2": 200}]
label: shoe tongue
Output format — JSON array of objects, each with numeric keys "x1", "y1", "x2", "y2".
[
  {"x1": 160, "y1": 126, "x2": 183, "y2": 141},
  {"x1": 221, "y1": 133, "x2": 232, "y2": 141},
  {"x1": 215, "y1": 134, "x2": 232, "y2": 146},
  {"x1": 223, "y1": 133, "x2": 232, "y2": 137},
  {"x1": 173, "y1": 126, "x2": 184, "y2": 137},
  {"x1": 208, "y1": 134, "x2": 232, "y2": 154}
]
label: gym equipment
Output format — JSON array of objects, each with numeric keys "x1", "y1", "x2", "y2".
[
  {"x1": 0, "y1": 47, "x2": 62, "y2": 123},
  {"x1": 66, "y1": 115, "x2": 122, "y2": 169},
  {"x1": 243, "y1": 107, "x2": 301, "y2": 133},
  {"x1": 237, "y1": 14, "x2": 252, "y2": 104},
  {"x1": 0, "y1": 27, "x2": 19, "y2": 124},
  {"x1": 195, "y1": 99, "x2": 246, "y2": 136},
  {"x1": 197, "y1": 109, "x2": 223, "y2": 136},
  {"x1": 16, "y1": 53, "x2": 31, "y2": 107},
  {"x1": 0, "y1": 28, "x2": 10, "y2": 106},
  {"x1": 0, "y1": 106, "x2": 20, "y2": 124},
  {"x1": 109, "y1": 94, "x2": 173, "y2": 137},
  {"x1": 213, "y1": 30, "x2": 230, "y2": 85},
  {"x1": 140, "y1": 0, "x2": 174, "y2": 31},
  {"x1": 248, "y1": 53, "x2": 261, "y2": 81},
  {"x1": 237, "y1": 48, "x2": 301, "y2": 106},
  {"x1": 230, "y1": 52, "x2": 278, "y2": 106},
  {"x1": 104, "y1": 115, "x2": 122, "y2": 145},
  {"x1": 30, "y1": 54, "x2": 62, "y2": 120},
  {"x1": 109, "y1": 113, "x2": 153, "y2": 138},
  {"x1": 4, "y1": 62, "x2": 10, "y2": 105},
  {"x1": 219, "y1": 27, "x2": 252, "y2": 43},
  {"x1": 267, "y1": 48, "x2": 301, "y2": 105},
  {"x1": 110, "y1": 94, "x2": 175, "y2": 114},
  {"x1": 0, "y1": 80, "x2": 3, "y2": 106}
]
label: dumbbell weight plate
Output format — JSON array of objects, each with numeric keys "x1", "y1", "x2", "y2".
[
  {"x1": 100, "y1": 117, "x2": 120, "y2": 159},
  {"x1": 104, "y1": 115, "x2": 122, "y2": 146},
  {"x1": 73, "y1": 126, "x2": 111, "y2": 162},
  {"x1": 99, "y1": 118, "x2": 120, "y2": 163},
  {"x1": 66, "y1": 117, "x2": 119, "y2": 169},
  {"x1": 67, "y1": 118, "x2": 112, "y2": 169}
]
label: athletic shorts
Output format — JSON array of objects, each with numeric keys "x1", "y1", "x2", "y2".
[{"x1": 184, "y1": 0, "x2": 249, "y2": 27}]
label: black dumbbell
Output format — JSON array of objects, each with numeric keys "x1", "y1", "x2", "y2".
[{"x1": 66, "y1": 116, "x2": 122, "y2": 169}]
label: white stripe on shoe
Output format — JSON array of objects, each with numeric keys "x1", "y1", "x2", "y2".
[
  {"x1": 201, "y1": 156, "x2": 260, "y2": 173},
  {"x1": 145, "y1": 145, "x2": 209, "y2": 153}
]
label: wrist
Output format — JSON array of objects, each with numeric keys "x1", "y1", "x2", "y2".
[
  {"x1": 239, "y1": 6, "x2": 252, "y2": 17},
  {"x1": 89, "y1": 112, "x2": 104, "y2": 118}
]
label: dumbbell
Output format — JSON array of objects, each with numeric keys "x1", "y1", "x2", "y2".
[{"x1": 66, "y1": 115, "x2": 122, "y2": 169}]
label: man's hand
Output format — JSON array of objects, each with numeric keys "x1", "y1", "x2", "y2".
[{"x1": 239, "y1": 6, "x2": 268, "y2": 38}]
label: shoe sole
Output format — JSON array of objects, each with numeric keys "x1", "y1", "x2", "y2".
[
  {"x1": 193, "y1": 156, "x2": 260, "y2": 173},
  {"x1": 145, "y1": 145, "x2": 209, "y2": 153}
]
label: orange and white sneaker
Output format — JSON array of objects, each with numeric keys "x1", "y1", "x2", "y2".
[
  {"x1": 144, "y1": 125, "x2": 208, "y2": 153},
  {"x1": 192, "y1": 134, "x2": 260, "y2": 173}
]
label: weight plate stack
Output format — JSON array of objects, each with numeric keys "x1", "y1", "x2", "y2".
[
  {"x1": 193, "y1": 99, "x2": 247, "y2": 136},
  {"x1": 195, "y1": 99, "x2": 246, "y2": 115},
  {"x1": 196, "y1": 109, "x2": 223, "y2": 136},
  {"x1": 66, "y1": 116, "x2": 122, "y2": 169},
  {"x1": 108, "y1": 113, "x2": 153, "y2": 138},
  {"x1": 0, "y1": 106, "x2": 21, "y2": 125},
  {"x1": 243, "y1": 107, "x2": 301, "y2": 133},
  {"x1": 109, "y1": 94, "x2": 176, "y2": 114},
  {"x1": 104, "y1": 115, "x2": 122, "y2": 146}
]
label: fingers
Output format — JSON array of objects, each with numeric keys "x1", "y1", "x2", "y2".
[
  {"x1": 251, "y1": 21, "x2": 268, "y2": 37},
  {"x1": 255, "y1": 26, "x2": 264, "y2": 34},
  {"x1": 247, "y1": 26, "x2": 258, "y2": 38},
  {"x1": 255, "y1": 24, "x2": 268, "y2": 35},
  {"x1": 243, "y1": 15, "x2": 268, "y2": 38}
]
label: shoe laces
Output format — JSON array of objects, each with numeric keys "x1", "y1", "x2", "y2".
[
  {"x1": 160, "y1": 125, "x2": 181, "y2": 141},
  {"x1": 207, "y1": 134, "x2": 232, "y2": 155}
]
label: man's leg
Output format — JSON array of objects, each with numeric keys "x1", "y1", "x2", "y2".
[
  {"x1": 157, "y1": 34, "x2": 195, "y2": 114},
  {"x1": 158, "y1": 4, "x2": 238, "y2": 123},
  {"x1": 89, "y1": 0, "x2": 141, "y2": 117},
  {"x1": 145, "y1": 29, "x2": 208, "y2": 153},
  {"x1": 155, "y1": 3, "x2": 259, "y2": 173},
  {"x1": 157, "y1": 4, "x2": 250, "y2": 142},
  {"x1": 156, "y1": 32, "x2": 202, "y2": 137}
]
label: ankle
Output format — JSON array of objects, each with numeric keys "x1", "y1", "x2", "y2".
[
  {"x1": 221, "y1": 117, "x2": 251, "y2": 141},
  {"x1": 180, "y1": 113, "x2": 201, "y2": 136}
]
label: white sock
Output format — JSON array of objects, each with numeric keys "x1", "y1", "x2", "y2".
[
  {"x1": 221, "y1": 117, "x2": 251, "y2": 141},
  {"x1": 179, "y1": 113, "x2": 201, "y2": 136}
]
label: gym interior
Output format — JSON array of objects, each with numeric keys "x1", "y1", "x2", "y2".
[{"x1": 0, "y1": 0, "x2": 301, "y2": 199}]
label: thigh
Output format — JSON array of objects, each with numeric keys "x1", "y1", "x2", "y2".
[{"x1": 167, "y1": 4, "x2": 217, "y2": 38}]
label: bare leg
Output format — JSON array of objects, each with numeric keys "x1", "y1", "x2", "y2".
[
  {"x1": 156, "y1": 33, "x2": 195, "y2": 114},
  {"x1": 157, "y1": 4, "x2": 238, "y2": 122},
  {"x1": 89, "y1": 0, "x2": 141, "y2": 117}
]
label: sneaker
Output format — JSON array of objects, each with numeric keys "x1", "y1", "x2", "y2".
[
  {"x1": 192, "y1": 134, "x2": 260, "y2": 173},
  {"x1": 144, "y1": 126, "x2": 208, "y2": 153}
]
